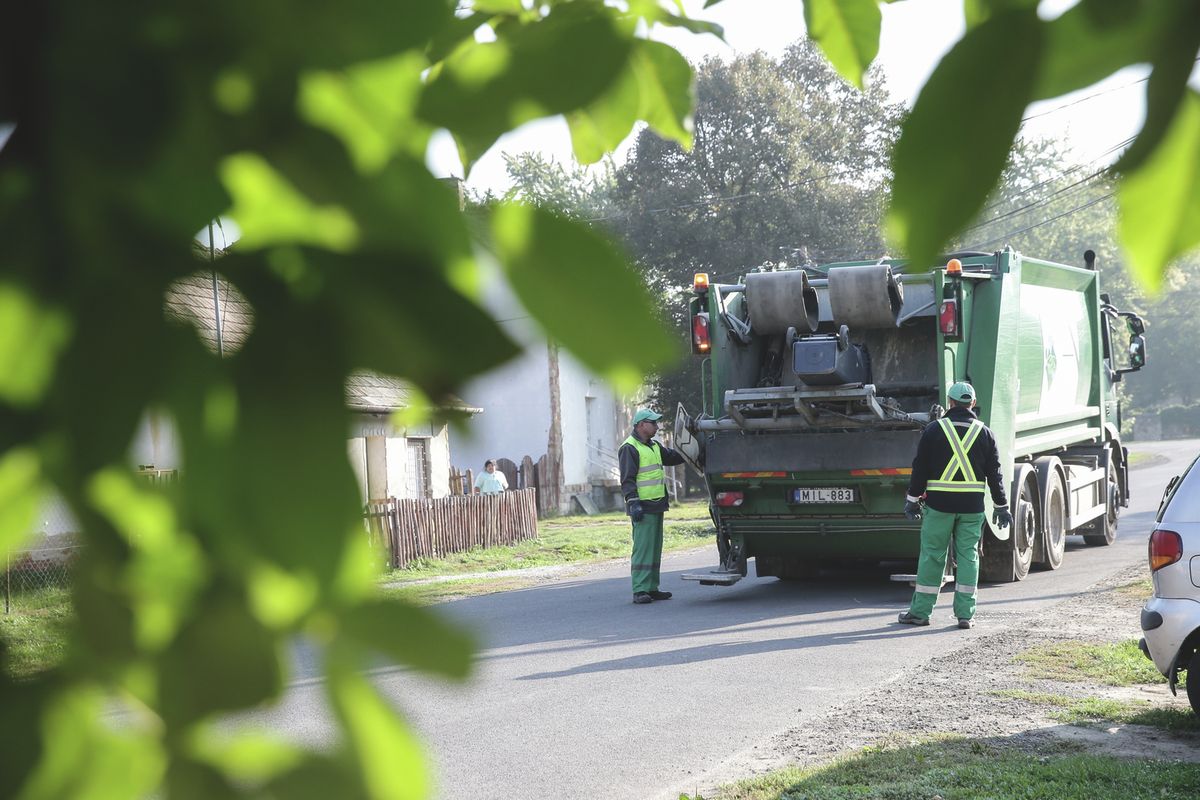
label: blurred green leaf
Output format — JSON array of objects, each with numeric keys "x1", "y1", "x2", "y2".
[
  {"x1": 1117, "y1": 90, "x2": 1200, "y2": 293},
  {"x1": 963, "y1": 0, "x2": 1037, "y2": 29},
  {"x1": 88, "y1": 467, "x2": 207, "y2": 651},
  {"x1": 491, "y1": 204, "x2": 676, "y2": 391},
  {"x1": 1113, "y1": 7, "x2": 1200, "y2": 174},
  {"x1": 265, "y1": 753, "x2": 367, "y2": 800},
  {"x1": 804, "y1": 0, "x2": 881, "y2": 89},
  {"x1": 0, "y1": 447, "x2": 41, "y2": 553},
  {"x1": 329, "y1": 663, "x2": 428, "y2": 800},
  {"x1": 221, "y1": 154, "x2": 359, "y2": 252},
  {"x1": 887, "y1": 9, "x2": 1042, "y2": 269},
  {"x1": 158, "y1": 594, "x2": 283, "y2": 726},
  {"x1": 1033, "y1": 0, "x2": 1159, "y2": 99},
  {"x1": 299, "y1": 52, "x2": 432, "y2": 174},
  {"x1": 627, "y1": 0, "x2": 725, "y2": 37},
  {"x1": 187, "y1": 726, "x2": 305, "y2": 786},
  {"x1": 0, "y1": 283, "x2": 71, "y2": 408},
  {"x1": 418, "y1": 1, "x2": 632, "y2": 167},
  {"x1": 309, "y1": 250, "x2": 522, "y2": 395},
  {"x1": 338, "y1": 598, "x2": 474, "y2": 679},
  {"x1": 248, "y1": 563, "x2": 320, "y2": 630},
  {"x1": 211, "y1": 1, "x2": 454, "y2": 78},
  {"x1": 568, "y1": 39, "x2": 694, "y2": 164},
  {"x1": 17, "y1": 685, "x2": 166, "y2": 800}
]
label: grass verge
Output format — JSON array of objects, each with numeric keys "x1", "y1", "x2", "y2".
[
  {"x1": 1114, "y1": 578, "x2": 1153, "y2": 601},
  {"x1": 992, "y1": 689, "x2": 1200, "y2": 732},
  {"x1": 699, "y1": 737, "x2": 1200, "y2": 800},
  {"x1": 382, "y1": 501, "x2": 714, "y2": 583},
  {"x1": 1015, "y1": 639, "x2": 1164, "y2": 685},
  {"x1": 0, "y1": 587, "x2": 73, "y2": 680}
]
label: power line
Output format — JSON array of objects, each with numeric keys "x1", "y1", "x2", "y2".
[
  {"x1": 965, "y1": 191, "x2": 1116, "y2": 251},
  {"x1": 961, "y1": 164, "x2": 1112, "y2": 235},
  {"x1": 1020, "y1": 75, "x2": 1148, "y2": 123}
]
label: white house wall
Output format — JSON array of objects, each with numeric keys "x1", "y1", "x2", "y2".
[
  {"x1": 558, "y1": 350, "x2": 620, "y2": 488},
  {"x1": 451, "y1": 344, "x2": 551, "y2": 474}
]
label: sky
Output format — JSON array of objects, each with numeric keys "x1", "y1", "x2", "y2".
[{"x1": 426, "y1": 0, "x2": 1154, "y2": 195}]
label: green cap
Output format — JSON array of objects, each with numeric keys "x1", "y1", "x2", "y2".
[
  {"x1": 632, "y1": 408, "x2": 663, "y2": 425},
  {"x1": 948, "y1": 381, "x2": 975, "y2": 403}
]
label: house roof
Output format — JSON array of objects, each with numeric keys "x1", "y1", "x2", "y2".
[
  {"x1": 165, "y1": 270, "x2": 481, "y2": 415},
  {"x1": 164, "y1": 271, "x2": 254, "y2": 355},
  {"x1": 345, "y1": 371, "x2": 481, "y2": 415}
]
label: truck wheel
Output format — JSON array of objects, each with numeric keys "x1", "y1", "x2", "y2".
[
  {"x1": 980, "y1": 482, "x2": 1035, "y2": 582},
  {"x1": 1083, "y1": 458, "x2": 1120, "y2": 547},
  {"x1": 1188, "y1": 651, "x2": 1200, "y2": 716},
  {"x1": 1034, "y1": 471, "x2": 1066, "y2": 570}
]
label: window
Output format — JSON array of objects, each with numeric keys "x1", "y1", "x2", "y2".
[{"x1": 405, "y1": 438, "x2": 431, "y2": 499}]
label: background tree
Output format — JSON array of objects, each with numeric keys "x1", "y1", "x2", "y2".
[{"x1": 606, "y1": 42, "x2": 901, "y2": 412}]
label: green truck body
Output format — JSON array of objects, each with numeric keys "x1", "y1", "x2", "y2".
[{"x1": 677, "y1": 249, "x2": 1148, "y2": 584}]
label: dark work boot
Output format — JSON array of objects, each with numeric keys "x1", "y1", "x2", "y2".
[
  {"x1": 648, "y1": 590, "x2": 672, "y2": 600},
  {"x1": 958, "y1": 618, "x2": 975, "y2": 629},
  {"x1": 897, "y1": 611, "x2": 929, "y2": 626},
  {"x1": 633, "y1": 592, "x2": 653, "y2": 604}
]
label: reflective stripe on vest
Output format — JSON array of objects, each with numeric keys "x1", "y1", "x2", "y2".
[
  {"x1": 625, "y1": 435, "x2": 666, "y2": 501},
  {"x1": 925, "y1": 418, "x2": 987, "y2": 493}
]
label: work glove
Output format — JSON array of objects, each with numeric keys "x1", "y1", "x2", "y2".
[
  {"x1": 628, "y1": 500, "x2": 645, "y2": 523},
  {"x1": 904, "y1": 500, "x2": 923, "y2": 521},
  {"x1": 993, "y1": 506, "x2": 1012, "y2": 529}
]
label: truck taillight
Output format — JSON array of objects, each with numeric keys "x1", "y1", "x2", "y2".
[
  {"x1": 692, "y1": 312, "x2": 711, "y2": 354},
  {"x1": 715, "y1": 491, "x2": 744, "y2": 507},
  {"x1": 939, "y1": 299, "x2": 958, "y2": 336},
  {"x1": 1149, "y1": 529, "x2": 1182, "y2": 571}
]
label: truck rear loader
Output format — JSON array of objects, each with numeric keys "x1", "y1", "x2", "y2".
[{"x1": 675, "y1": 249, "x2": 1148, "y2": 584}]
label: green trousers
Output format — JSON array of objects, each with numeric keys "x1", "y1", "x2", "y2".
[
  {"x1": 908, "y1": 507, "x2": 984, "y2": 621},
  {"x1": 631, "y1": 512, "x2": 664, "y2": 593}
]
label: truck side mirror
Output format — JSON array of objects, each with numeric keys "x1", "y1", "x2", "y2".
[
  {"x1": 1128, "y1": 334, "x2": 1146, "y2": 369},
  {"x1": 1124, "y1": 313, "x2": 1146, "y2": 335}
]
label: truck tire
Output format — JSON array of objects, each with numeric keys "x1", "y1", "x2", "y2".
[
  {"x1": 1083, "y1": 454, "x2": 1120, "y2": 547},
  {"x1": 980, "y1": 481, "x2": 1035, "y2": 582},
  {"x1": 1188, "y1": 651, "x2": 1200, "y2": 716},
  {"x1": 1034, "y1": 469, "x2": 1066, "y2": 570}
]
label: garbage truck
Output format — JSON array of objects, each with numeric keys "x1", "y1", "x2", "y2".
[{"x1": 674, "y1": 249, "x2": 1148, "y2": 584}]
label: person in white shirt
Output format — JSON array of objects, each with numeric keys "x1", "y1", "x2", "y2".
[{"x1": 473, "y1": 460, "x2": 509, "y2": 495}]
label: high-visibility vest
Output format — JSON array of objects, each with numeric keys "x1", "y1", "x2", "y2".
[
  {"x1": 624, "y1": 435, "x2": 667, "y2": 501},
  {"x1": 926, "y1": 418, "x2": 987, "y2": 494}
]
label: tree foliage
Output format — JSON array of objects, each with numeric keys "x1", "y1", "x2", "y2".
[
  {"x1": 506, "y1": 44, "x2": 901, "y2": 411},
  {"x1": 0, "y1": 1, "x2": 703, "y2": 797}
]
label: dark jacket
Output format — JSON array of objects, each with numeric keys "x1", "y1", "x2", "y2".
[
  {"x1": 619, "y1": 435, "x2": 686, "y2": 514},
  {"x1": 906, "y1": 405, "x2": 1008, "y2": 514}
]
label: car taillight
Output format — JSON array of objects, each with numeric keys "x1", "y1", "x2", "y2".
[
  {"x1": 692, "y1": 312, "x2": 711, "y2": 354},
  {"x1": 1149, "y1": 529, "x2": 1183, "y2": 571},
  {"x1": 938, "y1": 298, "x2": 958, "y2": 336},
  {"x1": 715, "y1": 491, "x2": 744, "y2": 507}
]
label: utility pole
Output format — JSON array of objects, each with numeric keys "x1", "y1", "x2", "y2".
[{"x1": 208, "y1": 220, "x2": 224, "y2": 358}]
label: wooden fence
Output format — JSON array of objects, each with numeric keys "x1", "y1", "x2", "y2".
[{"x1": 363, "y1": 487, "x2": 539, "y2": 569}]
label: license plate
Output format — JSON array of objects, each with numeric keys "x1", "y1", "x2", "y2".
[{"x1": 791, "y1": 487, "x2": 858, "y2": 504}]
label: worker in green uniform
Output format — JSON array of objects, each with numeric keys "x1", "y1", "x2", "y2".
[
  {"x1": 619, "y1": 408, "x2": 687, "y2": 604},
  {"x1": 898, "y1": 382, "x2": 1012, "y2": 628}
]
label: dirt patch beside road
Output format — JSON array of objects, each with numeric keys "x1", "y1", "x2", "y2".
[{"x1": 694, "y1": 563, "x2": 1199, "y2": 798}]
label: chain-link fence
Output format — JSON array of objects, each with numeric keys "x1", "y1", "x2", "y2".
[{"x1": 3, "y1": 544, "x2": 79, "y2": 614}]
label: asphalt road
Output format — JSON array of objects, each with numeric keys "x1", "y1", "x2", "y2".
[{"x1": 253, "y1": 438, "x2": 1198, "y2": 800}]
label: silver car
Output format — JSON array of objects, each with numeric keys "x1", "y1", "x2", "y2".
[{"x1": 1140, "y1": 455, "x2": 1200, "y2": 714}]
